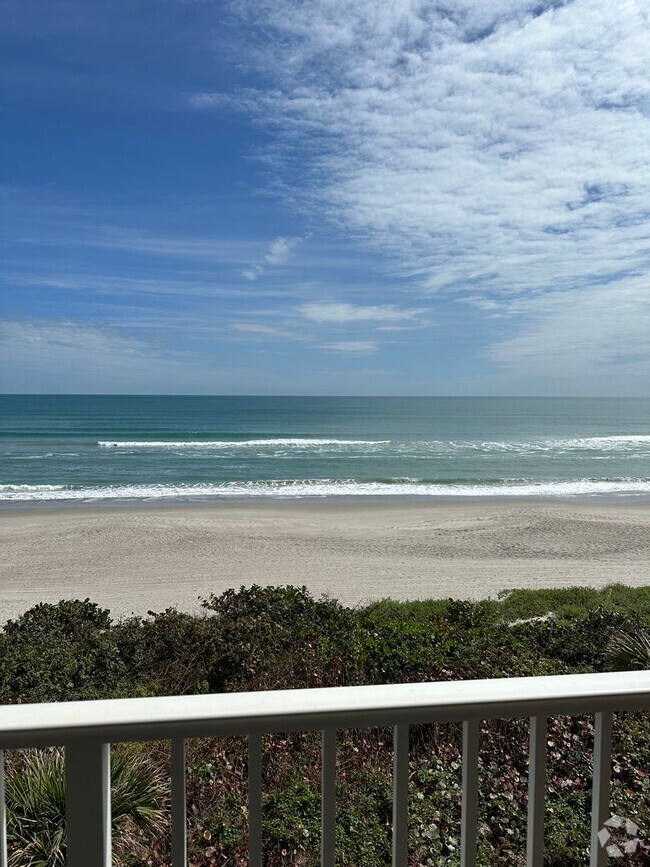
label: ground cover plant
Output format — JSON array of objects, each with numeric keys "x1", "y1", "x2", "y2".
[{"x1": 0, "y1": 584, "x2": 648, "y2": 865}]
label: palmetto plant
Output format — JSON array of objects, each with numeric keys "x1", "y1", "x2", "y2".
[
  {"x1": 5, "y1": 745, "x2": 166, "y2": 866},
  {"x1": 607, "y1": 629, "x2": 650, "y2": 671}
]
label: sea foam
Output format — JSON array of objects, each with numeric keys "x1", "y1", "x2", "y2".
[
  {"x1": 2, "y1": 478, "x2": 650, "y2": 501},
  {"x1": 98, "y1": 438, "x2": 390, "y2": 449}
]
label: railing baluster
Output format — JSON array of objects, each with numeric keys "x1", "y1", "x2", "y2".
[
  {"x1": 526, "y1": 716, "x2": 546, "y2": 867},
  {"x1": 248, "y1": 733, "x2": 263, "y2": 867},
  {"x1": 590, "y1": 711, "x2": 612, "y2": 867},
  {"x1": 0, "y1": 749, "x2": 7, "y2": 867},
  {"x1": 171, "y1": 737, "x2": 187, "y2": 867},
  {"x1": 392, "y1": 724, "x2": 409, "y2": 867},
  {"x1": 460, "y1": 719, "x2": 479, "y2": 867},
  {"x1": 321, "y1": 728, "x2": 336, "y2": 867},
  {"x1": 65, "y1": 741, "x2": 111, "y2": 867}
]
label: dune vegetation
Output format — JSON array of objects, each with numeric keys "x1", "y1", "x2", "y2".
[{"x1": 1, "y1": 584, "x2": 648, "y2": 866}]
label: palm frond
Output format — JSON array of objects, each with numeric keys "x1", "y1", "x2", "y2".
[
  {"x1": 607, "y1": 629, "x2": 650, "y2": 671},
  {"x1": 5, "y1": 746, "x2": 165, "y2": 866}
]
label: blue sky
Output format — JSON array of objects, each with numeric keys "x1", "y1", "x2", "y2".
[{"x1": 2, "y1": 0, "x2": 650, "y2": 395}]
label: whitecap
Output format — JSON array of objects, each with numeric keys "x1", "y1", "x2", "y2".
[
  {"x1": 97, "y1": 438, "x2": 390, "y2": 449},
  {"x1": 2, "y1": 478, "x2": 650, "y2": 501}
]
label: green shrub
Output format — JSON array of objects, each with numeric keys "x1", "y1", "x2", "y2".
[{"x1": 0, "y1": 600, "x2": 125, "y2": 703}]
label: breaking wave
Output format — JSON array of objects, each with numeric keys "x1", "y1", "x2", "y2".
[
  {"x1": 2, "y1": 478, "x2": 650, "y2": 502},
  {"x1": 98, "y1": 439, "x2": 390, "y2": 449}
]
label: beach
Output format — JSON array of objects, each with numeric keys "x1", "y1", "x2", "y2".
[{"x1": 2, "y1": 498, "x2": 650, "y2": 622}]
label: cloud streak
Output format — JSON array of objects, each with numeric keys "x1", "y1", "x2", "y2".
[
  {"x1": 319, "y1": 340, "x2": 378, "y2": 354},
  {"x1": 299, "y1": 301, "x2": 424, "y2": 323}
]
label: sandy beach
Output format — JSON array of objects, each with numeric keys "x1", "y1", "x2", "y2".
[{"x1": 1, "y1": 499, "x2": 649, "y2": 622}]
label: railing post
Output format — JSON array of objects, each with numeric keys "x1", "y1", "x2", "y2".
[
  {"x1": 248, "y1": 733, "x2": 263, "y2": 867},
  {"x1": 460, "y1": 719, "x2": 479, "y2": 867},
  {"x1": 321, "y1": 729, "x2": 336, "y2": 867},
  {"x1": 590, "y1": 711, "x2": 612, "y2": 867},
  {"x1": 65, "y1": 741, "x2": 111, "y2": 867},
  {"x1": 171, "y1": 738, "x2": 187, "y2": 867},
  {"x1": 0, "y1": 749, "x2": 7, "y2": 867},
  {"x1": 392, "y1": 724, "x2": 409, "y2": 867},
  {"x1": 526, "y1": 716, "x2": 546, "y2": 867}
]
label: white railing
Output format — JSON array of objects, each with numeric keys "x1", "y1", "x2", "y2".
[{"x1": 0, "y1": 671, "x2": 648, "y2": 866}]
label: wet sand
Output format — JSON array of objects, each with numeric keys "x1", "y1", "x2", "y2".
[{"x1": 1, "y1": 499, "x2": 649, "y2": 621}]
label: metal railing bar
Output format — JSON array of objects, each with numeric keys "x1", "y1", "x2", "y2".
[
  {"x1": 248, "y1": 733, "x2": 263, "y2": 867},
  {"x1": 65, "y1": 741, "x2": 111, "y2": 867},
  {"x1": 0, "y1": 749, "x2": 7, "y2": 867},
  {"x1": 460, "y1": 719, "x2": 479, "y2": 867},
  {"x1": 392, "y1": 723, "x2": 409, "y2": 867},
  {"x1": 0, "y1": 672, "x2": 647, "y2": 749},
  {"x1": 321, "y1": 728, "x2": 336, "y2": 867},
  {"x1": 171, "y1": 737, "x2": 187, "y2": 867},
  {"x1": 526, "y1": 716, "x2": 547, "y2": 867},
  {"x1": 0, "y1": 679, "x2": 643, "y2": 866},
  {"x1": 589, "y1": 711, "x2": 612, "y2": 867}
]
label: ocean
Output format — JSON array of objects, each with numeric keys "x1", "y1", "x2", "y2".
[{"x1": 1, "y1": 395, "x2": 650, "y2": 503}]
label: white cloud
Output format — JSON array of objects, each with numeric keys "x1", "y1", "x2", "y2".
[
  {"x1": 319, "y1": 340, "x2": 378, "y2": 354},
  {"x1": 242, "y1": 265, "x2": 264, "y2": 281},
  {"x1": 488, "y1": 274, "x2": 650, "y2": 378},
  {"x1": 230, "y1": 322, "x2": 300, "y2": 340},
  {"x1": 203, "y1": 0, "x2": 650, "y2": 383},
  {"x1": 241, "y1": 235, "x2": 302, "y2": 280},
  {"x1": 265, "y1": 235, "x2": 302, "y2": 265},
  {"x1": 299, "y1": 301, "x2": 424, "y2": 323}
]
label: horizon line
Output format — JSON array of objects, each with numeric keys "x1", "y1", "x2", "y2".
[{"x1": 1, "y1": 393, "x2": 647, "y2": 400}]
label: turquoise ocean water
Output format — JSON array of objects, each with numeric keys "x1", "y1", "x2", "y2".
[{"x1": 2, "y1": 395, "x2": 650, "y2": 503}]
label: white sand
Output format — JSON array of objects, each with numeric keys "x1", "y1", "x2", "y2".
[{"x1": 1, "y1": 499, "x2": 649, "y2": 621}]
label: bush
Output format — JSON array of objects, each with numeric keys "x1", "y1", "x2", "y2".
[{"x1": 0, "y1": 600, "x2": 125, "y2": 703}]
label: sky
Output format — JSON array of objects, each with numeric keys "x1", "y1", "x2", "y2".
[{"x1": 1, "y1": 0, "x2": 650, "y2": 395}]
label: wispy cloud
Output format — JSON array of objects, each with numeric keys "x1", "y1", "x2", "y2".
[
  {"x1": 0, "y1": 319, "x2": 152, "y2": 364},
  {"x1": 242, "y1": 235, "x2": 302, "y2": 280},
  {"x1": 6, "y1": 215, "x2": 265, "y2": 267},
  {"x1": 319, "y1": 340, "x2": 378, "y2": 354},
  {"x1": 265, "y1": 235, "x2": 301, "y2": 265},
  {"x1": 242, "y1": 265, "x2": 264, "y2": 281},
  {"x1": 0, "y1": 317, "x2": 317, "y2": 394},
  {"x1": 488, "y1": 274, "x2": 650, "y2": 378},
  {"x1": 229, "y1": 321, "x2": 301, "y2": 340},
  {"x1": 11, "y1": 273, "x2": 293, "y2": 299},
  {"x1": 197, "y1": 0, "x2": 650, "y2": 381},
  {"x1": 0, "y1": 319, "x2": 179, "y2": 393},
  {"x1": 299, "y1": 301, "x2": 424, "y2": 323}
]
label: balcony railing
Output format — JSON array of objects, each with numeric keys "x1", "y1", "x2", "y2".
[{"x1": 0, "y1": 670, "x2": 648, "y2": 866}]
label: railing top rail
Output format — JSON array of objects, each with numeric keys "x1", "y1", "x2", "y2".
[{"x1": 0, "y1": 671, "x2": 648, "y2": 748}]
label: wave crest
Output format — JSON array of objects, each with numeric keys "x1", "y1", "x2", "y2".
[
  {"x1": 98, "y1": 438, "x2": 390, "y2": 449},
  {"x1": 2, "y1": 478, "x2": 650, "y2": 501}
]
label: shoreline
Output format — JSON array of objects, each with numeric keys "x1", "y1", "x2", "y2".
[
  {"x1": 2, "y1": 499, "x2": 650, "y2": 623},
  {"x1": 2, "y1": 491, "x2": 650, "y2": 512}
]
